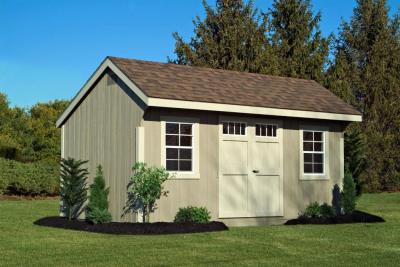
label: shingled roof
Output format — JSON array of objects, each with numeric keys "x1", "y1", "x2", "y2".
[
  {"x1": 108, "y1": 56, "x2": 360, "y2": 116},
  {"x1": 57, "y1": 56, "x2": 362, "y2": 127}
]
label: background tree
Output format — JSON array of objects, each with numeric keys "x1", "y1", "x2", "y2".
[
  {"x1": 268, "y1": 0, "x2": 330, "y2": 81},
  {"x1": 28, "y1": 100, "x2": 70, "y2": 162},
  {"x1": 326, "y1": 0, "x2": 400, "y2": 192},
  {"x1": 171, "y1": 0, "x2": 277, "y2": 74}
]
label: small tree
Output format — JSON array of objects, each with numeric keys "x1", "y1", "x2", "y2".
[
  {"x1": 125, "y1": 162, "x2": 170, "y2": 223},
  {"x1": 341, "y1": 171, "x2": 357, "y2": 214},
  {"x1": 86, "y1": 165, "x2": 112, "y2": 224},
  {"x1": 60, "y1": 158, "x2": 88, "y2": 220}
]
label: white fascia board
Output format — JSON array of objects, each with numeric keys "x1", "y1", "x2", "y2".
[
  {"x1": 147, "y1": 98, "x2": 362, "y2": 122},
  {"x1": 56, "y1": 58, "x2": 149, "y2": 128}
]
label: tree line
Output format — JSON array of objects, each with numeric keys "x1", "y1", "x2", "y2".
[
  {"x1": 0, "y1": 93, "x2": 69, "y2": 164},
  {"x1": 171, "y1": 0, "x2": 400, "y2": 192}
]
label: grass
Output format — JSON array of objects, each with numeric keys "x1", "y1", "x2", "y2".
[{"x1": 0, "y1": 193, "x2": 399, "y2": 266}]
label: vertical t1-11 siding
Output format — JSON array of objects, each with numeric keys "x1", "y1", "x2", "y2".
[{"x1": 63, "y1": 71, "x2": 144, "y2": 222}]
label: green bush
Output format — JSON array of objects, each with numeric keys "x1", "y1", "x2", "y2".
[
  {"x1": 86, "y1": 207, "x2": 112, "y2": 224},
  {"x1": 0, "y1": 157, "x2": 59, "y2": 195},
  {"x1": 125, "y1": 162, "x2": 170, "y2": 223},
  {"x1": 60, "y1": 158, "x2": 89, "y2": 220},
  {"x1": 301, "y1": 202, "x2": 335, "y2": 219},
  {"x1": 174, "y1": 206, "x2": 211, "y2": 223},
  {"x1": 86, "y1": 165, "x2": 112, "y2": 224},
  {"x1": 341, "y1": 171, "x2": 357, "y2": 214},
  {"x1": 320, "y1": 203, "x2": 336, "y2": 218},
  {"x1": 302, "y1": 202, "x2": 321, "y2": 218}
]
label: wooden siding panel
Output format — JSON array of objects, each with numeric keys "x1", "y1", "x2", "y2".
[{"x1": 63, "y1": 72, "x2": 144, "y2": 222}]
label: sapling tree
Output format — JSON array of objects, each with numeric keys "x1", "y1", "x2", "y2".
[
  {"x1": 125, "y1": 162, "x2": 170, "y2": 223},
  {"x1": 86, "y1": 165, "x2": 112, "y2": 224},
  {"x1": 60, "y1": 158, "x2": 88, "y2": 220}
]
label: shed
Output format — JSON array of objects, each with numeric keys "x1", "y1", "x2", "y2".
[{"x1": 57, "y1": 56, "x2": 361, "y2": 226}]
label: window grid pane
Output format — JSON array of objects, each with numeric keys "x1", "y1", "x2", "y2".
[
  {"x1": 303, "y1": 130, "x2": 324, "y2": 174},
  {"x1": 166, "y1": 122, "x2": 193, "y2": 172},
  {"x1": 222, "y1": 122, "x2": 246, "y2": 136},
  {"x1": 255, "y1": 124, "x2": 277, "y2": 137}
]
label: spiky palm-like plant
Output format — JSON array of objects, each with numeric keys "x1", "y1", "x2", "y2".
[{"x1": 60, "y1": 158, "x2": 88, "y2": 220}]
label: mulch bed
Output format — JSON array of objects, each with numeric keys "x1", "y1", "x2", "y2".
[
  {"x1": 34, "y1": 216, "x2": 228, "y2": 235},
  {"x1": 285, "y1": 210, "x2": 385, "y2": 225}
]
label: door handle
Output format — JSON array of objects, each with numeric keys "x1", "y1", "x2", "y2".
[{"x1": 252, "y1": 170, "x2": 259, "y2": 173}]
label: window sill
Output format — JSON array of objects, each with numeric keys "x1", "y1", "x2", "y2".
[
  {"x1": 300, "y1": 175, "x2": 329, "y2": 181},
  {"x1": 167, "y1": 172, "x2": 200, "y2": 180}
]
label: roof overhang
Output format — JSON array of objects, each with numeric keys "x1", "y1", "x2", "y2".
[{"x1": 56, "y1": 58, "x2": 362, "y2": 128}]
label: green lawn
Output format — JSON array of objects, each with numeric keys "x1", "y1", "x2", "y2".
[{"x1": 0, "y1": 193, "x2": 399, "y2": 266}]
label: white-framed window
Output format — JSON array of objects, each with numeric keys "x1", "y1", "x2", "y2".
[
  {"x1": 165, "y1": 122, "x2": 193, "y2": 172},
  {"x1": 222, "y1": 122, "x2": 246, "y2": 135},
  {"x1": 303, "y1": 130, "x2": 324, "y2": 174},
  {"x1": 255, "y1": 124, "x2": 277, "y2": 137}
]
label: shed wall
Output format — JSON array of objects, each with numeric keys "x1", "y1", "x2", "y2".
[
  {"x1": 63, "y1": 71, "x2": 144, "y2": 222},
  {"x1": 143, "y1": 109, "x2": 344, "y2": 226}
]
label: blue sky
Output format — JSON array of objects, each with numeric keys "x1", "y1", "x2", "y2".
[{"x1": 0, "y1": 0, "x2": 399, "y2": 107}]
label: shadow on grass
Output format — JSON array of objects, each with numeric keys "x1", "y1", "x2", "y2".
[
  {"x1": 33, "y1": 216, "x2": 228, "y2": 235},
  {"x1": 285, "y1": 210, "x2": 385, "y2": 225}
]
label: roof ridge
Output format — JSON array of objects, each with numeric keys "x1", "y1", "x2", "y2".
[{"x1": 107, "y1": 56, "x2": 318, "y2": 83}]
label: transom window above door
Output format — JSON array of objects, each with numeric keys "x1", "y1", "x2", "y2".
[
  {"x1": 303, "y1": 130, "x2": 324, "y2": 174},
  {"x1": 222, "y1": 122, "x2": 246, "y2": 135},
  {"x1": 255, "y1": 124, "x2": 277, "y2": 137},
  {"x1": 165, "y1": 122, "x2": 193, "y2": 172}
]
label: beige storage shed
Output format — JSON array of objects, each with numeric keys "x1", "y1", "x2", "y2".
[{"x1": 56, "y1": 56, "x2": 362, "y2": 226}]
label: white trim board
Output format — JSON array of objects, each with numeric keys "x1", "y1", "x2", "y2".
[{"x1": 56, "y1": 58, "x2": 362, "y2": 127}]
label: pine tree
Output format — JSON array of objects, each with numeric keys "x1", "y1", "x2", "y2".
[
  {"x1": 60, "y1": 158, "x2": 89, "y2": 220},
  {"x1": 326, "y1": 0, "x2": 400, "y2": 192},
  {"x1": 341, "y1": 171, "x2": 357, "y2": 214},
  {"x1": 171, "y1": 0, "x2": 278, "y2": 74},
  {"x1": 86, "y1": 165, "x2": 112, "y2": 224},
  {"x1": 268, "y1": 0, "x2": 330, "y2": 81}
]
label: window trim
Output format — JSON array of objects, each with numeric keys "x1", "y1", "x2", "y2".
[
  {"x1": 161, "y1": 117, "x2": 200, "y2": 179},
  {"x1": 299, "y1": 126, "x2": 329, "y2": 180}
]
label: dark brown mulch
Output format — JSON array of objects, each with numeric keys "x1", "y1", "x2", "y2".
[
  {"x1": 285, "y1": 210, "x2": 385, "y2": 225},
  {"x1": 34, "y1": 216, "x2": 228, "y2": 235}
]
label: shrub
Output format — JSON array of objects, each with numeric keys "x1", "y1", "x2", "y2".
[
  {"x1": 303, "y1": 202, "x2": 322, "y2": 218},
  {"x1": 125, "y1": 162, "x2": 170, "y2": 223},
  {"x1": 174, "y1": 206, "x2": 211, "y2": 223},
  {"x1": 320, "y1": 203, "x2": 336, "y2": 218},
  {"x1": 87, "y1": 207, "x2": 112, "y2": 224},
  {"x1": 301, "y1": 202, "x2": 335, "y2": 219},
  {"x1": 0, "y1": 157, "x2": 59, "y2": 195},
  {"x1": 60, "y1": 158, "x2": 89, "y2": 220},
  {"x1": 86, "y1": 165, "x2": 112, "y2": 224},
  {"x1": 341, "y1": 171, "x2": 357, "y2": 214}
]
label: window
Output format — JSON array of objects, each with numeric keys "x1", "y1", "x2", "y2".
[
  {"x1": 303, "y1": 130, "x2": 324, "y2": 174},
  {"x1": 222, "y1": 122, "x2": 246, "y2": 135},
  {"x1": 255, "y1": 124, "x2": 277, "y2": 137},
  {"x1": 165, "y1": 122, "x2": 193, "y2": 172}
]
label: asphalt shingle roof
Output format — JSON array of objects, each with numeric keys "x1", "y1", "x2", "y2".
[{"x1": 109, "y1": 56, "x2": 361, "y2": 115}]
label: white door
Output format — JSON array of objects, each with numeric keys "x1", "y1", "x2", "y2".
[{"x1": 219, "y1": 117, "x2": 283, "y2": 218}]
